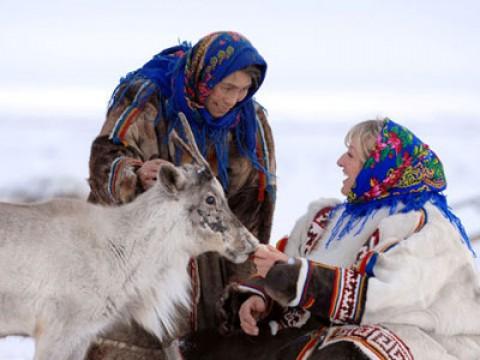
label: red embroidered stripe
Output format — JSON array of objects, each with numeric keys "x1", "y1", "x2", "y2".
[
  {"x1": 256, "y1": 135, "x2": 266, "y2": 202},
  {"x1": 329, "y1": 268, "x2": 341, "y2": 317},
  {"x1": 303, "y1": 296, "x2": 315, "y2": 309},
  {"x1": 414, "y1": 208, "x2": 427, "y2": 232},
  {"x1": 299, "y1": 261, "x2": 315, "y2": 306},
  {"x1": 323, "y1": 325, "x2": 413, "y2": 360},
  {"x1": 117, "y1": 107, "x2": 141, "y2": 145},
  {"x1": 295, "y1": 329, "x2": 325, "y2": 360},
  {"x1": 329, "y1": 268, "x2": 366, "y2": 324},
  {"x1": 258, "y1": 171, "x2": 266, "y2": 202},
  {"x1": 358, "y1": 251, "x2": 375, "y2": 275},
  {"x1": 108, "y1": 157, "x2": 125, "y2": 201}
]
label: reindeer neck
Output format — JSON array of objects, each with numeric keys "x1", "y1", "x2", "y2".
[{"x1": 106, "y1": 191, "x2": 192, "y2": 268}]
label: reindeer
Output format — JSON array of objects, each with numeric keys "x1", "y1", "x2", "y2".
[{"x1": 0, "y1": 113, "x2": 259, "y2": 360}]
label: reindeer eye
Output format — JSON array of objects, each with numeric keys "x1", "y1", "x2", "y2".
[{"x1": 206, "y1": 195, "x2": 216, "y2": 205}]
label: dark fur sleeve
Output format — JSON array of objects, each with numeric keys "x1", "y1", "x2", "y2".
[
  {"x1": 87, "y1": 135, "x2": 144, "y2": 205},
  {"x1": 264, "y1": 259, "x2": 368, "y2": 325},
  {"x1": 87, "y1": 81, "x2": 160, "y2": 205},
  {"x1": 217, "y1": 276, "x2": 273, "y2": 335}
]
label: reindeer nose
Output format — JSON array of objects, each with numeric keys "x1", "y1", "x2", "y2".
[{"x1": 247, "y1": 236, "x2": 259, "y2": 253}]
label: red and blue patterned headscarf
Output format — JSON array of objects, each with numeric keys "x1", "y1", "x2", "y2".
[
  {"x1": 108, "y1": 31, "x2": 269, "y2": 190},
  {"x1": 329, "y1": 119, "x2": 473, "y2": 254},
  {"x1": 348, "y1": 119, "x2": 446, "y2": 204}
]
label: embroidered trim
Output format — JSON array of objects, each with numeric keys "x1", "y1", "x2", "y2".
[
  {"x1": 288, "y1": 258, "x2": 309, "y2": 307},
  {"x1": 268, "y1": 307, "x2": 311, "y2": 336},
  {"x1": 364, "y1": 253, "x2": 378, "y2": 277},
  {"x1": 107, "y1": 156, "x2": 126, "y2": 202},
  {"x1": 236, "y1": 284, "x2": 267, "y2": 300},
  {"x1": 329, "y1": 268, "x2": 367, "y2": 324},
  {"x1": 354, "y1": 229, "x2": 380, "y2": 265},
  {"x1": 415, "y1": 207, "x2": 427, "y2": 232},
  {"x1": 378, "y1": 241, "x2": 400, "y2": 253},
  {"x1": 304, "y1": 207, "x2": 333, "y2": 255},
  {"x1": 256, "y1": 115, "x2": 270, "y2": 202},
  {"x1": 110, "y1": 80, "x2": 155, "y2": 146},
  {"x1": 295, "y1": 328, "x2": 327, "y2": 360},
  {"x1": 321, "y1": 325, "x2": 414, "y2": 360},
  {"x1": 357, "y1": 251, "x2": 378, "y2": 276},
  {"x1": 353, "y1": 228, "x2": 400, "y2": 276},
  {"x1": 256, "y1": 138, "x2": 266, "y2": 202}
]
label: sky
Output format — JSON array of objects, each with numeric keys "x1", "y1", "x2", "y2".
[
  {"x1": 1, "y1": 1, "x2": 480, "y2": 357},
  {"x1": 1, "y1": 0, "x2": 480, "y2": 122}
]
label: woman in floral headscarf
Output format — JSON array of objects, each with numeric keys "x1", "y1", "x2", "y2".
[
  {"x1": 200, "y1": 119, "x2": 480, "y2": 360},
  {"x1": 87, "y1": 31, "x2": 275, "y2": 359}
]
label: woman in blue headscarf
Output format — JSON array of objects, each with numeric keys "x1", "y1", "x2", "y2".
[
  {"x1": 87, "y1": 31, "x2": 276, "y2": 359},
  {"x1": 203, "y1": 119, "x2": 480, "y2": 360}
]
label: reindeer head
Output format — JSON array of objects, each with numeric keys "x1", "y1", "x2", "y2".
[{"x1": 155, "y1": 113, "x2": 259, "y2": 263}]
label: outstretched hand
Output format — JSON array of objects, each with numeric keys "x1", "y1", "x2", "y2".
[
  {"x1": 239, "y1": 295, "x2": 267, "y2": 336},
  {"x1": 253, "y1": 244, "x2": 289, "y2": 278}
]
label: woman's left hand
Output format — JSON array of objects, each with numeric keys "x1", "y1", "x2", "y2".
[{"x1": 253, "y1": 244, "x2": 289, "y2": 278}]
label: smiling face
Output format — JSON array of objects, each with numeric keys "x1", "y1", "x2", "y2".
[
  {"x1": 337, "y1": 135, "x2": 365, "y2": 196},
  {"x1": 204, "y1": 70, "x2": 252, "y2": 118}
]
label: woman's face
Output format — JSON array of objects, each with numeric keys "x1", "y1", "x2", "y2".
[
  {"x1": 205, "y1": 70, "x2": 252, "y2": 118},
  {"x1": 337, "y1": 136, "x2": 365, "y2": 196}
]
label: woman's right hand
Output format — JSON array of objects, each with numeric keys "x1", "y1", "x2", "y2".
[
  {"x1": 253, "y1": 244, "x2": 289, "y2": 278},
  {"x1": 136, "y1": 159, "x2": 171, "y2": 190},
  {"x1": 239, "y1": 295, "x2": 266, "y2": 336}
]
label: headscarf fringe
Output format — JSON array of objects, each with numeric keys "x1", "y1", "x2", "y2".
[{"x1": 326, "y1": 192, "x2": 475, "y2": 256}]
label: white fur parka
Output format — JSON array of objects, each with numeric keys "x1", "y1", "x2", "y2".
[{"x1": 283, "y1": 198, "x2": 480, "y2": 360}]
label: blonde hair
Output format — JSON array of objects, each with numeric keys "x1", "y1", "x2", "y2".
[{"x1": 345, "y1": 119, "x2": 386, "y2": 162}]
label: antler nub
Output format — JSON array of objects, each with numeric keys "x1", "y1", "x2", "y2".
[{"x1": 168, "y1": 112, "x2": 214, "y2": 178}]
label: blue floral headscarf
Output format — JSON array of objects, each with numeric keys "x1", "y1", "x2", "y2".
[
  {"x1": 108, "y1": 31, "x2": 269, "y2": 190},
  {"x1": 328, "y1": 119, "x2": 473, "y2": 255}
]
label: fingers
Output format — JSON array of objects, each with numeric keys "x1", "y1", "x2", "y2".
[
  {"x1": 254, "y1": 244, "x2": 285, "y2": 259},
  {"x1": 253, "y1": 244, "x2": 289, "y2": 277},
  {"x1": 137, "y1": 159, "x2": 172, "y2": 190},
  {"x1": 241, "y1": 321, "x2": 259, "y2": 335},
  {"x1": 149, "y1": 158, "x2": 170, "y2": 167},
  {"x1": 254, "y1": 259, "x2": 271, "y2": 278},
  {"x1": 238, "y1": 296, "x2": 265, "y2": 336},
  {"x1": 240, "y1": 313, "x2": 259, "y2": 336},
  {"x1": 239, "y1": 300, "x2": 257, "y2": 327}
]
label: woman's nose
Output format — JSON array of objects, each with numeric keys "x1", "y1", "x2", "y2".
[
  {"x1": 224, "y1": 93, "x2": 239, "y2": 107},
  {"x1": 337, "y1": 154, "x2": 344, "y2": 167}
]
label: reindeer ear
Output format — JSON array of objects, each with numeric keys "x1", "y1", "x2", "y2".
[{"x1": 158, "y1": 163, "x2": 186, "y2": 193}]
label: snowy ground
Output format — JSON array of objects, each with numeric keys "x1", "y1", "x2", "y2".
[{"x1": 0, "y1": 113, "x2": 479, "y2": 358}]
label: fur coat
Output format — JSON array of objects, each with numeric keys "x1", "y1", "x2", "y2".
[
  {"x1": 283, "y1": 198, "x2": 480, "y2": 359},
  {"x1": 216, "y1": 198, "x2": 480, "y2": 360},
  {"x1": 86, "y1": 80, "x2": 276, "y2": 359}
]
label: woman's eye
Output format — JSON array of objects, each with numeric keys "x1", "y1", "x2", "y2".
[
  {"x1": 206, "y1": 196, "x2": 216, "y2": 205},
  {"x1": 221, "y1": 85, "x2": 233, "y2": 92}
]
